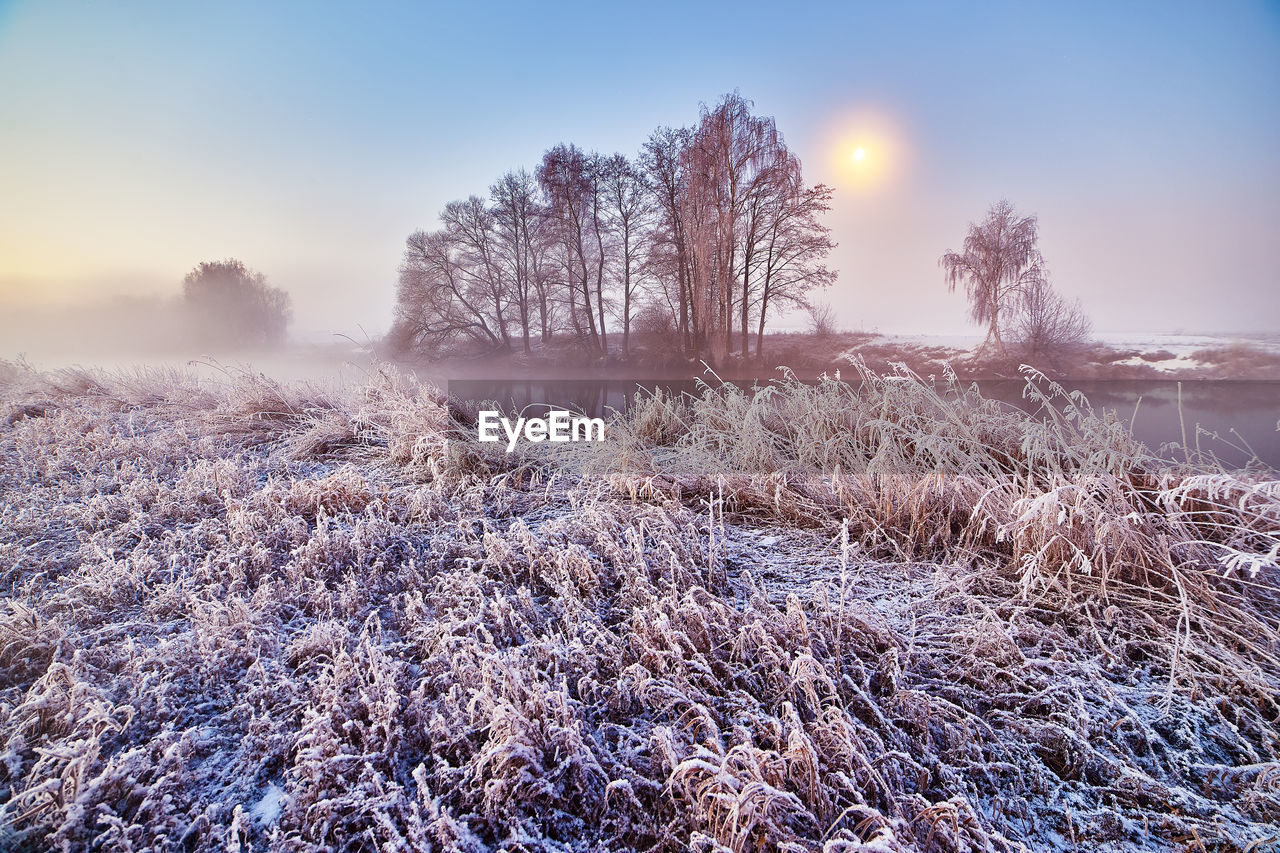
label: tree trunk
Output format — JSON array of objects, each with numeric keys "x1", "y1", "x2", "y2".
[
  {"x1": 622, "y1": 251, "x2": 632, "y2": 360},
  {"x1": 575, "y1": 242, "x2": 600, "y2": 353},
  {"x1": 988, "y1": 315, "x2": 1004, "y2": 352},
  {"x1": 594, "y1": 242, "x2": 608, "y2": 358},
  {"x1": 756, "y1": 292, "x2": 769, "y2": 364},
  {"x1": 678, "y1": 251, "x2": 691, "y2": 354},
  {"x1": 721, "y1": 241, "x2": 735, "y2": 361}
]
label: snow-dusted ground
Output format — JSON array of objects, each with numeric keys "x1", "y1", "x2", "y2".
[
  {"x1": 1093, "y1": 330, "x2": 1280, "y2": 355},
  {"x1": 833, "y1": 330, "x2": 1280, "y2": 384},
  {"x1": 860, "y1": 333, "x2": 984, "y2": 351},
  {"x1": 857, "y1": 330, "x2": 1280, "y2": 357}
]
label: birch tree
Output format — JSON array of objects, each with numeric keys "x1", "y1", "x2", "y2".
[{"x1": 940, "y1": 199, "x2": 1046, "y2": 353}]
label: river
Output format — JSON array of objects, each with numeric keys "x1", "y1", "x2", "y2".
[{"x1": 447, "y1": 377, "x2": 1280, "y2": 470}]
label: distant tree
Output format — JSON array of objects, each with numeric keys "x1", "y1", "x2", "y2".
[
  {"x1": 1014, "y1": 277, "x2": 1092, "y2": 358},
  {"x1": 752, "y1": 177, "x2": 836, "y2": 361},
  {"x1": 641, "y1": 126, "x2": 696, "y2": 353},
  {"x1": 440, "y1": 196, "x2": 513, "y2": 351},
  {"x1": 391, "y1": 95, "x2": 836, "y2": 364},
  {"x1": 181, "y1": 259, "x2": 290, "y2": 347},
  {"x1": 538, "y1": 144, "x2": 605, "y2": 355},
  {"x1": 805, "y1": 300, "x2": 839, "y2": 339},
  {"x1": 632, "y1": 299, "x2": 677, "y2": 342},
  {"x1": 642, "y1": 94, "x2": 835, "y2": 364},
  {"x1": 491, "y1": 169, "x2": 553, "y2": 351},
  {"x1": 599, "y1": 154, "x2": 652, "y2": 359},
  {"x1": 940, "y1": 200, "x2": 1046, "y2": 353},
  {"x1": 683, "y1": 92, "x2": 774, "y2": 363}
]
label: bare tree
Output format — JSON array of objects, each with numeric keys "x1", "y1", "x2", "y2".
[
  {"x1": 684, "y1": 92, "x2": 779, "y2": 363},
  {"x1": 392, "y1": 95, "x2": 836, "y2": 364},
  {"x1": 641, "y1": 126, "x2": 695, "y2": 354},
  {"x1": 805, "y1": 300, "x2": 839, "y2": 338},
  {"x1": 940, "y1": 199, "x2": 1045, "y2": 353},
  {"x1": 490, "y1": 170, "x2": 551, "y2": 353},
  {"x1": 640, "y1": 94, "x2": 836, "y2": 365},
  {"x1": 599, "y1": 154, "x2": 651, "y2": 359},
  {"x1": 632, "y1": 298, "x2": 676, "y2": 343},
  {"x1": 438, "y1": 196, "x2": 513, "y2": 352},
  {"x1": 736, "y1": 122, "x2": 792, "y2": 358},
  {"x1": 752, "y1": 173, "x2": 836, "y2": 361},
  {"x1": 538, "y1": 144, "x2": 604, "y2": 355},
  {"x1": 1014, "y1": 277, "x2": 1092, "y2": 358},
  {"x1": 586, "y1": 154, "x2": 611, "y2": 357},
  {"x1": 391, "y1": 228, "x2": 503, "y2": 356}
]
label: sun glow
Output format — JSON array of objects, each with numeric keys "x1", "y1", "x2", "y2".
[{"x1": 823, "y1": 109, "x2": 908, "y2": 193}]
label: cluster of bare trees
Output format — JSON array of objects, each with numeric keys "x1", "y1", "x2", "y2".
[{"x1": 390, "y1": 94, "x2": 836, "y2": 364}]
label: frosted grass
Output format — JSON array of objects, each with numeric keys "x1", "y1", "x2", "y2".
[{"x1": 1, "y1": 359, "x2": 1278, "y2": 851}]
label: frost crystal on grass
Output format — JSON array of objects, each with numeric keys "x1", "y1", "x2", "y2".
[{"x1": 252, "y1": 783, "x2": 285, "y2": 826}]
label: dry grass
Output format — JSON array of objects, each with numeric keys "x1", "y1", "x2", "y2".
[{"x1": 1, "y1": 359, "x2": 1278, "y2": 852}]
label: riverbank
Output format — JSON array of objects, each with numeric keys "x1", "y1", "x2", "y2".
[
  {"x1": 392, "y1": 330, "x2": 1280, "y2": 382},
  {"x1": 2, "y1": 362, "x2": 1279, "y2": 851}
]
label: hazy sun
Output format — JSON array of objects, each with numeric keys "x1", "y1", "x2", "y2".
[{"x1": 823, "y1": 108, "x2": 909, "y2": 193}]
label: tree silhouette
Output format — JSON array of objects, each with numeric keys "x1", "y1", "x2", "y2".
[
  {"x1": 182, "y1": 259, "x2": 290, "y2": 348},
  {"x1": 940, "y1": 200, "x2": 1045, "y2": 353}
]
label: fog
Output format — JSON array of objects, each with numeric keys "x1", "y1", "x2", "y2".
[
  {"x1": 1, "y1": 298, "x2": 185, "y2": 361},
  {"x1": 0, "y1": 296, "x2": 394, "y2": 390}
]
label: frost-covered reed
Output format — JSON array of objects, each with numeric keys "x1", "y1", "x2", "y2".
[{"x1": 1, "y1": 360, "x2": 1277, "y2": 851}]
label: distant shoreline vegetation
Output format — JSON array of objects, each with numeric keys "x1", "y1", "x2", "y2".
[
  {"x1": 0, "y1": 258, "x2": 294, "y2": 358},
  {"x1": 385, "y1": 96, "x2": 1098, "y2": 374}
]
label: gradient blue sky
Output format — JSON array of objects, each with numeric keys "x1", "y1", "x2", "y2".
[{"x1": 1, "y1": 0, "x2": 1277, "y2": 337}]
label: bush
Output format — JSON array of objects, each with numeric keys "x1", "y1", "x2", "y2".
[
  {"x1": 1013, "y1": 278, "x2": 1091, "y2": 358},
  {"x1": 805, "y1": 301, "x2": 839, "y2": 339}
]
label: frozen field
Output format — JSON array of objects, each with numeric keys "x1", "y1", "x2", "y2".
[{"x1": 2, "y1": 362, "x2": 1279, "y2": 851}]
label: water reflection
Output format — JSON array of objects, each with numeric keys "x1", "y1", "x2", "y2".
[{"x1": 448, "y1": 377, "x2": 1280, "y2": 469}]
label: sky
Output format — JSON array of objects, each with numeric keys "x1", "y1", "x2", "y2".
[{"x1": 1, "y1": 0, "x2": 1277, "y2": 340}]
